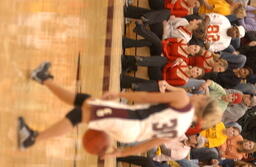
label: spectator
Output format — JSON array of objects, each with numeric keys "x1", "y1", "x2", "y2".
[{"x1": 202, "y1": 67, "x2": 253, "y2": 89}]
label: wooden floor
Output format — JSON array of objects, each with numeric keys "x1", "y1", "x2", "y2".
[
  {"x1": 0, "y1": 0, "x2": 122, "y2": 167},
  {"x1": 3, "y1": 0, "x2": 256, "y2": 167}
]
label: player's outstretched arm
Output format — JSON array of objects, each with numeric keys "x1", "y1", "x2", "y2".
[
  {"x1": 120, "y1": 90, "x2": 189, "y2": 107},
  {"x1": 101, "y1": 89, "x2": 189, "y2": 109},
  {"x1": 102, "y1": 137, "x2": 170, "y2": 159}
]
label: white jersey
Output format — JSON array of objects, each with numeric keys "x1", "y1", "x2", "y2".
[
  {"x1": 163, "y1": 17, "x2": 192, "y2": 43},
  {"x1": 206, "y1": 13, "x2": 232, "y2": 52},
  {"x1": 87, "y1": 99, "x2": 194, "y2": 143}
]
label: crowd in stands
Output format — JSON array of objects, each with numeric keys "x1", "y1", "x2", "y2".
[{"x1": 119, "y1": 0, "x2": 256, "y2": 166}]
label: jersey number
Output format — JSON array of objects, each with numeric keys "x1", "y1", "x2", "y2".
[
  {"x1": 152, "y1": 119, "x2": 177, "y2": 138},
  {"x1": 96, "y1": 108, "x2": 112, "y2": 117},
  {"x1": 206, "y1": 25, "x2": 220, "y2": 42}
]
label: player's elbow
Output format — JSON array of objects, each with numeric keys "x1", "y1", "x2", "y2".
[{"x1": 179, "y1": 90, "x2": 190, "y2": 102}]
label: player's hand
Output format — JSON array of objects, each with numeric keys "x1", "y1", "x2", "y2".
[
  {"x1": 100, "y1": 148, "x2": 122, "y2": 159},
  {"x1": 158, "y1": 80, "x2": 168, "y2": 93},
  {"x1": 101, "y1": 92, "x2": 119, "y2": 100}
]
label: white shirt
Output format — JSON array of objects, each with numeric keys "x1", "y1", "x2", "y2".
[
  {"x1": 163, "y1": 17, "x2": 192, "y2": 43},
  {"x1": 153, "y1": 135, "x2": 191, "y2": 161},
  {"x1": 206, "y1": 13, "x2": 232, "y2": 52}
]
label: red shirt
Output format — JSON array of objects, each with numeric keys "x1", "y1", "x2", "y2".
[
  {"x1": 162, "y1": 38, "x2": 189, "y2": 63},
  {"x1": 188, "y1": 51, "x2": 213, "y2": 73},
  {"x1": 162, "y1": 60, "x2": 189, "y2": 86},
  {"x1": 164, "y1": 0, "x2": 190, "y2": 17}
]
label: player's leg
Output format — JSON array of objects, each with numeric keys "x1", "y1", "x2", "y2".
[
  {"x1": 31, "y1": 62, "x2": 85, "y2": 106},
  {"x1": 17, "y1": 108, "x2": 82, "y2": 149},
  {"x1": 31, "y1": 62, "x2": 75, "y2": 105}
]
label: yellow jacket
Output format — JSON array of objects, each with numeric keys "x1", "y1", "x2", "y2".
[
  {"x1": 199, "y1": 0, "x2": 231, "y2": 16},
  {"x1": 200, "y1": 122, "x2": 227, "y2": 148}
]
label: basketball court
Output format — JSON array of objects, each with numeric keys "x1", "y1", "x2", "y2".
[
  {"x1": 0, "y1": 0, "x2": 122, "y2": 166},
  {"x1": 2, "y1": 0, "x2": 256, "y2": 167}
]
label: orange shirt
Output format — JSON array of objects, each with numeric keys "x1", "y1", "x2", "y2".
[{"x1": 218, "y1": 135, "x2": 245, "y2": 160}]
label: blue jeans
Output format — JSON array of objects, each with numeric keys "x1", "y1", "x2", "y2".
[
  {"x1": 223, "y1": 38, "x2": 241, "y2": 53},
  {"x1": 181, "y1": 79, "x2": 205, "y2": 94},
  {"x1": 176, "y1": 159, "x2": 199, "y2": 167},
  {"x1": 234, "y1": 83, "x2": 256, "y2": 95},
  {"x1": 220, "y1": 52, "x2": 246, "y2": 68},
  {"x1": 117, "y1": 156, "x2": 169, "y2": 167},
  {"x1": 190, "y1": 147, "x2": 219, "y2": 162}
]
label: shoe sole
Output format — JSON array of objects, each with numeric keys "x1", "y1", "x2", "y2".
[
  {"x1": 17, "y1": 117, "x2": 24, "y2": 150},
  {"x1": 31, "y1": 62, "x2": 51, "y2": 83}
]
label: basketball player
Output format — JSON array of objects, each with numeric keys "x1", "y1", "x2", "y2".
[
  {"x1": 18, "y1": 62, "x2": 222, "y2": 157},
  {"x1": 205, "y1": 13, "x2": 245, "y2": 52}
]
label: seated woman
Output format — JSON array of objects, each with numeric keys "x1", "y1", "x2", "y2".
[
  {"x1": 198, "y1": 0, "x2": 245, "y2": 17},
  {"x1": 188, "y1": 50, "x2": 228, "y2": 73},
  {"x1": 199, "y1": 80, "x2": 243, "y2": 111},
  {"x1": 162, "y1": 58, "x2": 205, "y2": 86},
  {"x1": 162, "y1": 37, "x2": 201, "y2": 61},
  {"x1": 200, "y1": 122, "x2": 241, "y2": 148},
  {"x1": 190, "y1": 122, "x2": 242, "y2": 162},
  {"x1": 162, "y1": 38, "x2": 229, "y2": 72},
  {"x1": 121, "y1": 57, "x2": 205, "y2": 92},
  {"x1": 219, "y1": 138, "x2": 256, "y2": 160},
  {"x1": 148, "y1": 0, "x2": 199, "y2": 16}
]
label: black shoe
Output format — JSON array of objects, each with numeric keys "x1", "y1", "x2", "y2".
[
  {"x1": 141, "y1": 16, "x2": 150, "y2": 25},
  {"x1": 121, "y1": 55, "x2": 137, "y2": 73},
  {"x1": 17, "y1": 117, "x2": 38, "y2": 150},
  {"x1": 133, "y1": 20, "x2": 144, "y2": 34},
  {"x1": 31, "y1": 62, "x2": 53, "y2": 84}
]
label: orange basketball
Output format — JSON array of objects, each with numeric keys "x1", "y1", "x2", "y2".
[{"x1": 82, "y1": 129, "x2": 110, "y2": 155}]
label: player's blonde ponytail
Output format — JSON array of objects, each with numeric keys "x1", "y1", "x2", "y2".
[{"x1": 195, "y1": 97, "x2": 223, "y2": 129}]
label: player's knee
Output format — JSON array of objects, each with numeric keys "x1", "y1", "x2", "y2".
[
  {"x1": 65, "y1": 108, "x2": 82, "y2": 126},
  {"x1": 74, "y1": 93, "x2": 91, "y2": 107}
]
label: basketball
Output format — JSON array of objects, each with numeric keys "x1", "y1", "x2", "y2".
[{"x1": 82, "y1": 129, "x2": 110, "y2": 155}]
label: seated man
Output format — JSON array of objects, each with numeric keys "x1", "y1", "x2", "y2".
[{"x1": 205, "y1": 13, "x2": 245, "y2": 52}]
